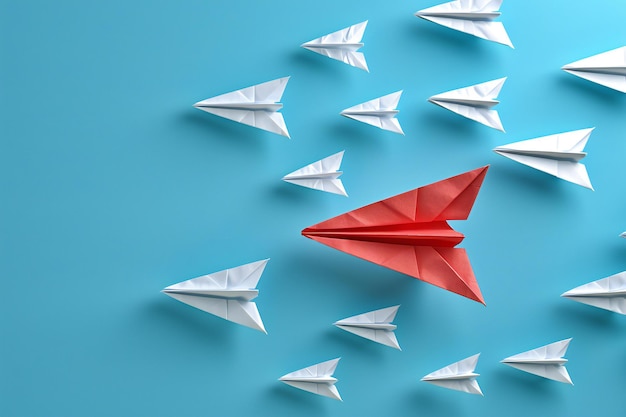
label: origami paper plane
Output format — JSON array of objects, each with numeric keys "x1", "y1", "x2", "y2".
[
  {"x1": 340, "y1": 91, "x2": 404, "y2": 134},
  {"x1": 562, "y1": 271, "x2": 626, "y2": 314},
  {"x1": 501, "y1": 339, "x2": 573, "y2": 384},
  {"x1": 279, "y1": 358, "x2": 342, "y2": 400},
  {"x1": 416, "y1": 0, "x2": 513, "y2": 48},
  {"x1": 562, "y1": 46, "x2": 626, "y2": 93},
  {"x1": 193, "y1": 77, "x2": 290, "y2": 137},
  {"x1": 301, "y1": 21, "x2": 368, "y2": 71},
  {"x1": 334, "y1": 305, "x2": 401, "y2": 350},
  {"x1": 162, "y1": 259, "x2": 268, "y2": 333},
  {"x1": 282, "y1": 151, "x2": 347, "y2": 196},
  {"x1": 421, "y1": 354, "x2": 483, "y2": 395},
  {"x1": 621, "y1": 232, "x2": 626, "y2": 238},
  {"x1": 302, "y1": 166, "x2": 489, "y2": 304},
  {"x1": 429, "y1": 78, "x2": 506, "y2": 131},
  {"x1": 493, "y1": 128, "x2": 594, "y2": 190}
]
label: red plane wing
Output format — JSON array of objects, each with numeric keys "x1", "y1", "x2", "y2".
[{"x1": 302, "y1": 166, "x2": 488, "y2": 304}]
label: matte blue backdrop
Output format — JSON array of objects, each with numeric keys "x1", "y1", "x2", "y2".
[{"x1": 2, "y1": 1, "x2": 626, "y2": 416}]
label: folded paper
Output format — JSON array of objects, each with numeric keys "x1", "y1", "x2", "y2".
[
  {"x1": 562, "y1": 46, "x2": 626, "y2": 93},
  {"x1": 421, "y1": 354, "x2": 483, "y2": 395},
  {"x1": 562, "y1": 271, "x2": 626, "y2": 314},
  {"x1": 340, "y1": 91, "x2": 404, "y2": 134},
  {"x1": 301, "y1": 21, "x2": 368, "y2": 71},
  {"x1": 334, "y1": 305, "x2": 401, "y2": 350},
  {"x1": 193, "y1": 77, "x2": 290, "y2": 137},
  {"x1": 162, "y1": 259, "x2": 268, "y2": 333},
  {"x1": 279, "y1": 358, "x2": 342, "y2": 400},
  {"x1": 493, "y1": 128, "x2": 594, "y2": 189},
  {"x1": 429, "y1": 78, "x2": 506, "y2": 131},
  {"x1": 501, "y1": 339, "x2": 573, "y2": 384},
  {"x1": 282, "y1": 151, "x2": 347, "y2": 196},
  {"x1": 302, "y1": 166, "x2": 489, "y2": 304},
  {"x1": 416, "y1": 0, "x2": 513, "y2": 48}
]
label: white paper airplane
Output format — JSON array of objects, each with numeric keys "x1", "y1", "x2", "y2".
[
  {"x1": 340, "y1": 91, "x2": 404, "y2": 134},
  {"x1": 621, "y1": 232, "x2": 626, "y2": 238},
  {"x1": 282, "y1": 151, "x2": 347, "y2": 196},
  {"x1": 193, "y1": 77, "x2": 290, "y2": 138},
  {"x1": 162, "y1": 259, "x2": 268, "y2": 333},
  {"x1": 429, "y1": 78, "x2": 506, "y2": 131},
  {"x1": 416, "y1": 0, "x2": 513, "y2": 48},
  {"x1": 421, "y1": 354, "x2": 483, "y2": 395},
  {"x1": 301, "y1": 21, "x2": 368, "y2": 72},
  {"x1": 279, "y1": 358, "x2": 342, "y2": 400},
  {"x1": 562, "y1": 46, "x2": 626, "y2": 93},
  {"x1": 493, "y1": 128, "x2": 594, "y2": 189},
  {"x1": 501, "y1": 339, "x2": 573, "y2": 384},
  {"x1": 334, "y1": 305, "x2": 401, "y2": 349},
  {"x1": 562, "y1": 271, "x2": 626, "y2": 315}
]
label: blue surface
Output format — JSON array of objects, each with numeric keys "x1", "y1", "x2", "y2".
[{"x1": 2, "y1": 1, "x2": 626, "y2": 416}]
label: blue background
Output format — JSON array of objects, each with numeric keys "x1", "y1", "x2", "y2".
[{"x1": 2, "y1": 1, "x2": 626, "y2": 416}]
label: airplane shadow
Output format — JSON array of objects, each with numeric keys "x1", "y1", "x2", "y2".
[
  {"x1": 550, "y1": 301, "x2": 619, "y2": 331},
  {"x1": 401, "y1": 19, "x2": 493, "y2": 58},
  {"x1": 491, "y1": 367, "x2": 562, "y2": 398},
  {"x1": 319, "y1": 327, "x2": 388, "y2": 360},
  {"x1": 176, "y1": 108, "x2": 270, "y2": 152},
  {"x1": 398, "y1": 387, "x2": 465, "y2": 416},
  {"x1": 416, "y1": 106, "x2": 488, "y2": 142},
  {"x1": 256, "y1": 384, "x2": 330, "y2": 417},
  {"x1": 139, "y1": 297, "x2": 238, "y2": 353},
  {"x1": 556, "y1": 74, "x2": 626, "y2": 106},
  {"x1": 488, "y1": 160, "x2": 574, "y2": 200}
]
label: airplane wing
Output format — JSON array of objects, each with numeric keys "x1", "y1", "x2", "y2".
[
  {"x1": 416, "y1": 0, "x2": 513, "y2": 48},
  {"x1": 302, "y1": 166, "x2": 488, "y2": 303},
  {"x1": 301, "y1": 21, "x2": 368, "y2": 71},
  {"x1": 334, "y1": 306, "x2": 401, "y2": 349},
  {"x1": 193, "y1": 77, "x2": 290, "y2": 137},
  {"x1": 501, "y1": 339, "x2": 573, "y2": 384},
  {"x1": 422, "y1": 354, "x2": 483, "y2": 395},
  {"x1": 302, "y1": 166, "x2": 488, "y2": 228},
  {"x1": 562, "y1": 271, "x2": 626, "y2": 314},
  {"x1": 429, "y1": 78, "x2": 506, "y2": 131},
  {"x1": 493, "y1": 129, "x2": 594, "y2": 189},
  {"x1": 162, "y1": 293, "x2": 266, "y2": 333},
  {"x1": 282, "y1": 151, "x2": 347, "y2": 196},
  {"x1": 196, "y1": 107, "x2": 289, "y2": 137},
  {"x1": 279, "y1": 358, "x2": 341, "y2": 400},
  {"x1": 562, "y1": 47, "x2": 626, "y2": 93},
  {"x1": 161, "y1": 259, "x2": 269, "y2": 333},
  {"x1": 341, "y1": 91, "x2": 404, "y2": 134}
]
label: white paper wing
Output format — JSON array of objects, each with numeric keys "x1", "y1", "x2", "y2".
[
  {"x1": 422, "y1": 354, "x2": 478, "y2": 378},
  {"x1": 562, "y1": 47, "x2": 626, "y2": 93},
  {"x1": 505, "y1": 339, "x2": 571, "y2": 362},
  {"x1": 301, "y1": 21, "x2": 368, "y2": 71},
  {"x1": 279, "y1": 358, "x2": 341, "y2": 400},
  {"x1": 334, "y1": 306, "x2": 400, "y2": 349},
  {"x1": 282, "y1": 151, "x2": 347, "y2": 196},
  {"x1": 503, "y1": 362, "x2": 572, "y2": 384},
  {"x1": 416, "y1": 0, "x2": 513, "y2": 47},
  {"x1": 163, "y1": 294, "x2": 265, "y2": 333},
  {"x1": 280, "y1": 380, "x2": 341, "y2": 400},
  {"x1": 193, "y1": 78, "x2": 290, "y2": 137},
  {"x1": 562, "y1": 272, "x2": 626, "y2": 314},
  {"x1": 340, "y1": 91, "x2": 404, "y2": 134},
  {"x1": 430, "y1": 78, "x2": 506, "y2": 131},
  {"x1": 502, "y1": 339, "x2": 572, "y2": 384},
  {"x1": 423, "y1": 378, "x2": 483, "y2": 395},
  {"x1": 493, "y1": 129, "x2": 594, "y2": 189},
  {"x1": 421, "y1": 354, "x2": 482, "y2": 395}
]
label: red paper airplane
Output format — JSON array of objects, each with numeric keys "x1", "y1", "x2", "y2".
[{"x1": 302, "y1": 166, "x2": 489, "y2": 304}]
